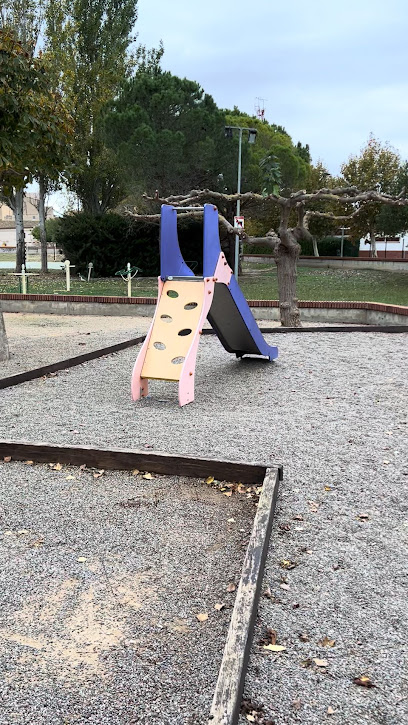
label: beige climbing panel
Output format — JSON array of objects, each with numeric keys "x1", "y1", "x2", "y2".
[{"x1": 141, "y1": 280, "x2": 206, "y2": 382}]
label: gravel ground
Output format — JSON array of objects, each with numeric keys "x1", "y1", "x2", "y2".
[
  {"x1": 0, "y1": 461, "x2": 254, "y2": 725},
  {"x1": 1, "y1": 314, "x2": 152, "y2": 376},
  {"x1": 0, "y1": 328, "x2": 407, "y2": 724}
]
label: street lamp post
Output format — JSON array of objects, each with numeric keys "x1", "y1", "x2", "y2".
[{"x1": 225, "y1": 125, "x2": 257, "y2": 279}]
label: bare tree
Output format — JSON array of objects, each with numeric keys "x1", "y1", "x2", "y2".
[{"x1": 128, "y1": 186, "x2": 408, "y2": 327}]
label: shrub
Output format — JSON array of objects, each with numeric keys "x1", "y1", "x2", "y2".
[{"x1": 54, "y1": 212, "x2": 204, "y2": 277}]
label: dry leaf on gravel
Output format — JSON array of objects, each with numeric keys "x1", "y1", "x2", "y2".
[
  {"x1": 280, "y1": 583, "x2": 290, "y2": 591},
  {"x1": 280, "y1": 559, "x2": 297, "y2": 570},
  {"x1": 23, "y1": 460, "x2": 34, "y2": 465},
  {"x1": 327, "y1": 707, "x2": 335, "y2": 715},
  {"x1": 143, "y1": 472, "x2": 153, "y2": 480},
  {"x1": 3, "y1": 456, "x2": 12, "y2": 462},
  {"x1": 93, "y1": 469, "x2": 105, "y2": 479},
  {"x1": 259, "y1": 628, "x2": 277, "y2": 646},
  {"x1": 132, "y1": 469, "x2": 140, "y2": 476},
  {"x1": 223, "y1": 491, "x2": 232, "y2": 497},
  {"x1": 263, "y1": 644, "x2": 286, "y2": 652},
  {"x1": 77, "y1": 556, "x2": 87, "y2": 563},
  {"x1": 319, "y1": 637, "x2": 335, "y2": 647},
  {"x1": 353, "y1": 675, "x2": 375, "y2": 688},
  {"x1": 313, "y1": 658, "x2": 328, "y2": 667},
  {"x1": 214, "y1": 603, "x2": 225, "y2": 611},
  {"x1": 293, "y1": 514, "x2": 303, "y2": 521},
  {"x1": 53, "y1": 463, "x2": 63, "y2": 471},
  {"x1": 226, "y1": 582, "x2": 236, "y2": 593},
  {"x1": 66, "y1": 475, "x2": 75, "y2": 480},
  {"x1": 263, "y1": 586, "x2": 272, "y2": 599},
  {"x1": 227, "y1": 517, "x2": 235, "y2": 523},
  {"x1": 205, "y1": 476, "x2": 214, "y2": 484},
  {"x1": 298, "y1": 632, "x2": 309, "y2": 642},
  {"x1": 196, "y1": 612, "x2": 208, "y2": 622}
]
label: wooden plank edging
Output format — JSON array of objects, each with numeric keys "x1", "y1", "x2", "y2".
[
  {"x1": 0, "y1": 335, "x2": 146, "y2": 390},
  {"x1": 208, "y1": 466, "x2": 282, "y2": 725},
  {"x1": 202, "y1": 325, "x2": 408, "y2": 335},
  {"x1": 0, "y1": 440, "x2": 267, "y2": 485}
]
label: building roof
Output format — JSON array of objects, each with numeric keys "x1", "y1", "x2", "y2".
[{"x1": 0, "y1": 219, "x2": 37, "y2": 229}]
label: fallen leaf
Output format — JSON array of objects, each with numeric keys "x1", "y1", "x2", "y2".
[
  {"x1": 77, "y1": 556, "x2": 87, "y2": 563},
  {"x1": 79, "y1": 464, "x2": 87, "y2": 471},
  {"x1": 263, "y1": 644, "x2": 286, "y2": 652},
  {"x1": 280, "y1": 583, "x2": 290, "y2": 591},
  {"x1": 3, "y1": 531, "x2": 13, "y2": 536},
  {"x1": 306, "y1": 549, "x2": 313, "y2": 554},
  {"x1": 132, "y1": 469, "x2": 140, "y2": 476},
  {"x1": 223, "y1": 491, "x2": 232, "y2": 497},
  {"x1": 298, "y1": 632, "x2": 309, "y2": 642},
  {"x1": 23, "y1": 460, "x2": 34, "y2": 465},
  {"x1": 313, "y1": 658, "x2": 328, "y2": 667},
  {"x1": 93, "y1": 469, "x2": 105, "y2": 479},
  {"x1": 280, "y1": 559, "x2": 297, "y2": 570},
  {"x1": 263, "y1": 586, "x2": 272, "y2": 599},
  {"x1": 353, "y1": 675, "x2": 375, "y2": 688},
  {"x1": 327, "y1": 706, "x2": 335, "y2": 715},
  {"x1": 324, "y1": 486, "x2": 332, "y2": 491},
  {"x1": 319, "y1": 637, "x2": 335, "y2": 647},
  {"x1": 53, "y1": 463, "x2": 63, "y2": 471},
  {"x1": 17, "y1": 529, "x2": 29, "y2": 535},
  {"x1": 205, "y1": 476, "x2": 214, "y2": 484},
  {"x1": 383, "y1": 460, "x2": 390, "y2": 465},
  {"x1": 227, "y1": 517, "x2": 235, "y2": 523},
  {"x1": 246, "y1": 716, "x2": 256, "y2": 723},
  {"x1": 196, "y1": 612, "x2": 208, "y2": 622},
  {"x1": 226, "y1": 582, "x2": 236, "y2": 593},
  {"x1": 214, "y1": 603, "x2": 225, "y2": 611},
  {"x1": 3, "y1": 456, "x2": 11, "y2": 462},
  {"x1": 31, "y1": 538, "x2": 44, "y2": 548},
  {"x1": 143, "y1": 472, "x2": 153, "y2": 480},
  {"x1": 66, "y1": 475, "x2": 75, "y2": 480},
  {"x1": 293, "y1": 514, "x2": 303, "y2": 521}
]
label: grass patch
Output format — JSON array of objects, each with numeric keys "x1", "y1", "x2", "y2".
[{"x1": 0, "y1": 265, "x2": 407, "y2": 305}]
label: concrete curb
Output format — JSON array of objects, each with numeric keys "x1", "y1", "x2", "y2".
[{"x1": 1, "y1": 293, "x2": 407, "y2": 325}]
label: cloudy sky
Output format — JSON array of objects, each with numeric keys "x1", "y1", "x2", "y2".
[{"x1": 138, "y1": 0, "x2": 408, "y2": 175}]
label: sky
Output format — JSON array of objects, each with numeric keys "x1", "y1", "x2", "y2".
[
  {"x1": 43, "y1": 0, "x2": 408, "y2": 212},
  {"x1": 137, "y1": 0, "x2": 408, "y2": 175}
]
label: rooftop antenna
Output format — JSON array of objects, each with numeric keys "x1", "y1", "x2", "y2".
[{"x1": 255, "y1": 97, "x2": 266, "y2": 121}]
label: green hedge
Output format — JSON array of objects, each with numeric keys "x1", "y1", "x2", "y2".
[
  {"x1": 54, "y1": 212, "x2": 205, "y2": 277},
  {"x1": 244, "y1": 236, "x2": 359, "y2": 257}
]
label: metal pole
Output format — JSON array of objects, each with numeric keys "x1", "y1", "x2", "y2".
[
  {"x1": 234, "y1": 128, "x2": 243, "y2": 280},
  {"x1": 127, "y1": 262, "x2": 132, "y2": 298},
  {"x1": 340, "y1": 227, "x2": 344, "y2": 258},
  {"x1": 65, "y1": 260, "x2": 71, "y2": 292},
  {"x1": 21, "y1": 264, "x2": 27, "y2": 294}
]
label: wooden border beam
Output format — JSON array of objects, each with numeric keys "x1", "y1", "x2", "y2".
[
  {"x1": 202, "y1": 325, "x2": 408, "y2": 335},
  {"x1": 209, "y1": 466, "x2": 281, "y2": 724},
  {"x1": 0, "y1": 440, "x2": 267, "y2": 485}
]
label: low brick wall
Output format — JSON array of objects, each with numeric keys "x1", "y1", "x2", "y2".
[
  {"x1": 244, "y1": 254, "x2": 408, "y2": 272},
  {"x1": 1, "y1": 294, "x2": 407, "y2": 326}
]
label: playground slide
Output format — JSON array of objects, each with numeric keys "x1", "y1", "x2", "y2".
[{"x1": 131, "y1": 204, "x2": 278, "y2": 406}]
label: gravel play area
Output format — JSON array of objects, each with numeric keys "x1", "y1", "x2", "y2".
[
  {"x1": 1, "y1": 328, "x2": 407, "y2": 724},
  {"x1": 1, "y1": 313, "x2": 152, "y2": 377},
  {"x1": 0, "y1": 461, "x2": 255, "y2": 725}
]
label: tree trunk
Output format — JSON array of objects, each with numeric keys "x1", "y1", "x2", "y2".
[
  {"x1": 0, "y1": 311, "x2": 9, "y2": 361},
  {"x1": 274, "y1": 221, "x2": 301, "y2": 327},
  {"x1": 312, "y1": 237, "x2": 320, "y2": 256},
  {"x1": 15, "y1": 188, "x2": 26, "y2": 273},
  {"x1": 370, "y1": 226, "x2": 378, "y2": 258},
  {"x1": 38, "y1": 177, "x2": 48, "y2": 273}
]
